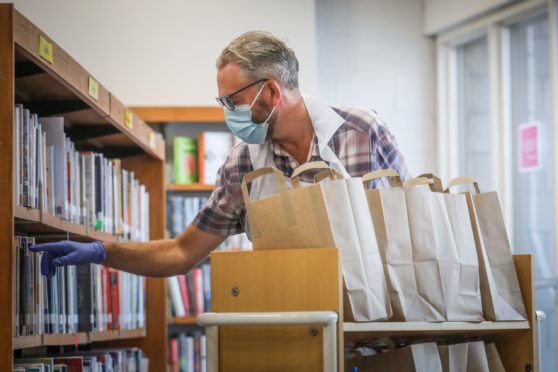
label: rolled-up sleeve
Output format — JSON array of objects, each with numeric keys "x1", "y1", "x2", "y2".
[{"x1": 192, "y1": 144, "x2": 249, "y2": 236}]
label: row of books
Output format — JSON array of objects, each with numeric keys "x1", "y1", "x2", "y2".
[
  {"x1": 167, "y1": 263, "x2": 210, "y2": 318},
  {"x1": 14, "y1": 347, "x2": 148, "y2": 372},
  {"x1": 14, "y1": 104, "x2": 150, "y2": 241},
  {"x1": 172, "y1": 132, "x2": 237, "y2": 185},
  {"x1": 169, "y1": 333, "x2": 206, "y2": 372},
  {"x1": 13, "y1": 236, "x2": 145, "y2": 337},
  {"x1": 167, "y1": 195, "x2": 252, "y2": 250}
]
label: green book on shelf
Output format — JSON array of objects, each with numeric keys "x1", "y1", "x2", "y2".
[{"x1": 173, "y1": 137, "x2": 197, "y2": 184}]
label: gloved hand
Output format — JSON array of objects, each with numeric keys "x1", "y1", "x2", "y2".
[{"x1": 29, "y1": 240, "x2": 107, "y2": 278}]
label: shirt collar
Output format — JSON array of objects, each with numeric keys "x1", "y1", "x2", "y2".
[{"x1": 270, "y1": 95, "x2": 345, "y2": 160}]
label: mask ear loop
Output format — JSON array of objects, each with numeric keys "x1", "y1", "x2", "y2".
[{"x1": 249, "y1": 81, "x2": 267, "y2": 109}]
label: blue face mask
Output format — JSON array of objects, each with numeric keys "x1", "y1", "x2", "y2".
[{"x1": 224, "y1": 84, "x2": 277, "y2": 144}]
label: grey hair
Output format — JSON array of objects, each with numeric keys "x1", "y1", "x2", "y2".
[{"x1": 217, "y1": 31, "x2": 299, "y2": 89}]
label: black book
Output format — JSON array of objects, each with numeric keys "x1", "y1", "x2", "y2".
[{"x1": 76, "y1": 264, "x2": 94, "y2": 332}]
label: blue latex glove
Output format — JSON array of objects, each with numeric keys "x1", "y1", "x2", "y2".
[{"x1": 29, "y1": 240, "x2": 107, "y2": 278}]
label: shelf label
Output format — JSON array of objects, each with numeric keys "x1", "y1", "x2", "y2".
[
  {"x1": 88, "y1": 77, "x2": 100, "y2": 101},
  {"x1": 148, "y1": 130, "x2": 156, "y2": 149},
  {"x1": 124, "y1": 110, "x2": 133, "y2": 129},
  {"x1": 39, "y1": 35, "x2": 54, "y2": 64}
]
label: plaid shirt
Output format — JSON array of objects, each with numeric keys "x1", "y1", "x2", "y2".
[{"x1": 193, "y1": 105, "x2": 411, "y2": 236}]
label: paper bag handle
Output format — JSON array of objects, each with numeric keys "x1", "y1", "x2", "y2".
[
  {"x1": 362, "y1": 169, "x2": 402, "y2": 188},
  {"x1": 291, "y1": 161, "x2": 330, "y2": 188},
  {"x1": 241, "y1": 167, "x2": 296, "y2": 238},
  {"x1": 445, "y1": 176, "x2": 481, "y2": 194},
  {"x1": 418, "y1": 173, "x2": 444, "y2": 192},
  {"x1": 402, "y1": 176, "x2": 438, "y2": 192},
  {"x1": 314, "y1": 168, "x2": 343, "y2": 183}
]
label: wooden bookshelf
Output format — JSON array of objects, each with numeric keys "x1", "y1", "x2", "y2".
[
  {"x1": 0, "y1": 5, "x2": 168, "y2": 371},
  {"x1": 131, "y1": 106, "x2": 224, "y2": 123},
  {"x1": 168, "y1": 183, "x2": 215, "y2": 192}
]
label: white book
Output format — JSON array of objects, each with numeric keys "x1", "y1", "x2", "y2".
[
  {"x1": 187, "y1": 336, "x2": 194, "y2": 372},
  {"x1": 167, "y1": 276, "x2": 185, "y2": 317},
  {"x1": 201, "y1": 334, "x2": 207, "y2": 372},
  {"x1": 41, "y1": 117, "x2": 67, "y2": 218},
  {"x1": 199, "y1": 132, "x2": 234, "y2": 185},
  {"x1": 14, "y1": 105, "x2": 20, "y2": 204},
  {"x1": 46, "y1": 146, "x2": 55, "y2": 215},
  {"x1": 30, "y1": 115, "x2": 36, "y2": 208}
]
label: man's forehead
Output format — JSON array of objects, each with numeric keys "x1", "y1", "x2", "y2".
[{"x1": 217, "y1": 63, "x2": 251, "y2": 96}]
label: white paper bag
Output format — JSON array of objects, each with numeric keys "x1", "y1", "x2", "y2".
[
  {"x1": 438, "y1": 341, "x2": 490, "y2": 372},
  {"x1": 447, "y1": 176, "x2": 527, "y2": 321}
]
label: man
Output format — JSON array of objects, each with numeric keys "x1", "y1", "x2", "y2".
[{"x1": 30, "y1": 31, "x2": 410, "y2": 277}]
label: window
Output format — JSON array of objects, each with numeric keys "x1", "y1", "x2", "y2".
[
  {"x1": 437, "y1": 3, "x2": 557, "y2": 370},
  {"x1": 510, "y1": 14, "x2": 555, "y2": 370},
  {"x1": 456, "y1": 36, "x2": 492, "y2": 190}
]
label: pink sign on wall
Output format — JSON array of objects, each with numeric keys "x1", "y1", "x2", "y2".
[{"x1": 518, "y1": 122, "x2": 541, "y2": 172}]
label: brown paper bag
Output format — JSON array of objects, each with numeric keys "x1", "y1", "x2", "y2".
[
  {"x1": 364, "y1": 342, "x2": 443, "y2": 372},
  {"x1": 438, "y1": 341, "x2": 490, "y2": 372},
  {"x1": 447, "y1": 177, "x2": 527, "y2": 321},
  {"x1": 241, "y1": 166, "x2": 383, "y2": 321},
  {"x1": 484, "y1": 343, "x2": 506, "y2": 372}
]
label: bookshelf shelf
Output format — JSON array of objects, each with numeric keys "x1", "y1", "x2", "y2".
[
  {"x1": 13, "y1": 211, "x2": 126, "y2": 243},
  {"x1": 119, "y1": 328, "x2": 147, "y2": 340},
  {"x1": 14, "y1": 205, "x2": 40, "y2": 222},
  {"x1": 42, "y1": 332, "x2": 88, "y2": 346},
  {"x1": 88, "y1": 330, "x2": 120, "y2": 342},
  {"x1": 12, "y1": 335, "x2": 42, "y2": 350},
  {"x1": 87, "y1": 229, "x2": 119, "y2": 243},
  {"x1": 168, "y1": 183, "x2": 215, "y2": 192},
  {"x1": 131, "y1": 106, "x2": 225, "y2": 123},
  {"x1": 170, "y1": 316, "x2": 198, "y2": 325}
]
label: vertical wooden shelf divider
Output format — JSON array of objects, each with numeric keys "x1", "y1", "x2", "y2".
[{"x1": 0, "y1": 4, "x2": 14, "y2": 370}]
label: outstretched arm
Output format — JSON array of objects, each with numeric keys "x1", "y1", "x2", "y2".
[
  {"x1": 30, "y1": 224, "x2": 226, "y2": 278},
  {"x1": 104, "y1": 224, "x2": 225, "y2": 277}
]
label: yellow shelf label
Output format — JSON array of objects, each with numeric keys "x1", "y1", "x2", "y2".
[
  {"x1": 39, "y1": 35, "x2": 54, "y2": 64},
  {"x1": 88, "y1": 77, "x2": 100, "y2": 101},
  {"x1": 124, "y1": 110, "x2": 133, "y2": 129},
  {"x1": 148, "y1": 130, "x2": 156, "y2": 149}
]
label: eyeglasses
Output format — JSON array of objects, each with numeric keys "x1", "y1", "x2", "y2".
[{"x1": 215, "y1": 78, "x2": 268, "y2": 111}]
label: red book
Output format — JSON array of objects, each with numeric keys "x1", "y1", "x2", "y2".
[
  {"x1": 169, "y1": 337, "x2": 179, "y2": 372},
  {"x1": 109, "y1": 269, "x2": 120, "y2": 330},
  {"x1": 53, "y1": 357, "x2": 84, "y2": 372},
  {"x1": 193, "y1": 268, "x2": 204, "y2": 315},
  {"x1": 177, "y1": 275, "x2": 191, "y2": 316},
  {"x1": 101, "y1": 266, "x2": 112, "y2": 330}
]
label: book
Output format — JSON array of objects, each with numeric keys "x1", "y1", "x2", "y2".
[
  {"x1": 173, "y1": 137, "x2": 197, "y2": 184},
  {"x1": 197, "y1": 132, "x2": 234, "y2": 185},
  {"x1": 167, "y1": 276, "x2": 185, "y2": 317}
]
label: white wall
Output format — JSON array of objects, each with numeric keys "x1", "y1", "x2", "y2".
[
  {"x1": 423, "y1": 0, "x2": 517, "y2": 35},
  {"x1": 11, "y1": 0, "x2": 318, "y2": 106},
  {"x1": 316, "y1": 0, "x2": 437, "y2": 174},
  {"x1": 10, "y1": 0, "x2": 437, "y2": 173}
]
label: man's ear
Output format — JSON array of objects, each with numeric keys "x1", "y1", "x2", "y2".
[{"x1": 266, "y1": 79, "x2": 282, "y2": 106}]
